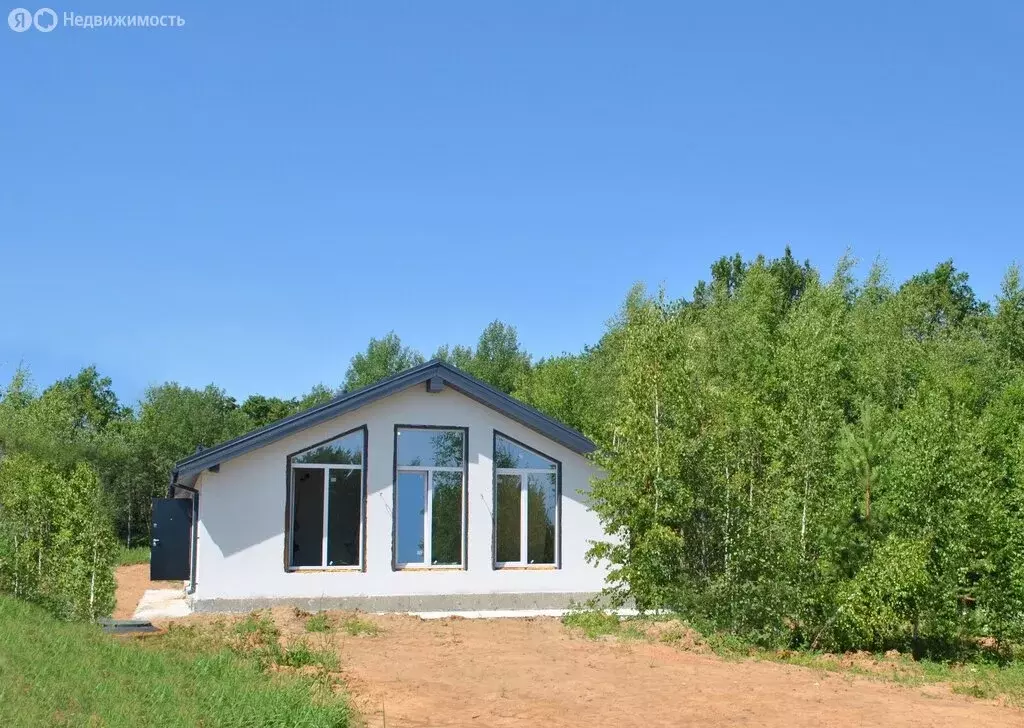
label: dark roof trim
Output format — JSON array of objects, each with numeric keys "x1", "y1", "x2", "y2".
[{"x1": 173, "y1": 360, "x2": 595, "y2": 481}]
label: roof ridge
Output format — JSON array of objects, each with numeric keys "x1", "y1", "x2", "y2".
[{"x1": 173, "y1": 360, "x2": 594, "y2": 480}]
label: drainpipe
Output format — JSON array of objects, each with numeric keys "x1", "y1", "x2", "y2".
[{"x1": 167, "y1": 471, "x2": 200, "y2": 596}]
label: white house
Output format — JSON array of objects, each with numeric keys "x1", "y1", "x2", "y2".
[{"x1": 153, "y1": 360, "x2": 608, "y2": 612}]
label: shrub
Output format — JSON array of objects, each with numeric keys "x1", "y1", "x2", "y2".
[{"x1": 0, "y1": 454, "x2": 117, "y2": 621}]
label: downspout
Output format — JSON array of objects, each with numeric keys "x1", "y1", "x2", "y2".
[{"x1": 167, "y1": 471, "x2": 200, "y2": 596}]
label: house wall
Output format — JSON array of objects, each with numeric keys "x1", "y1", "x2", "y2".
[{"x1": 190, "y1": 384, "x2": 608, "y2": 611}]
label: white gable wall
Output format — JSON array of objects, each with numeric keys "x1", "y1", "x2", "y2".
[{"x1": 191, "y1": 384, "x2": 607, "y2": 607}]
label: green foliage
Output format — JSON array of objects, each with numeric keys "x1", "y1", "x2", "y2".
[
  {"x1": 435, "y1": 320, "x2": 532, "y2": 394},
  {"x1": 464, "y1": 321, "x2": 532, "y2": 394},
  {"x1": 279, "y1": 640, "x2": 340, "y2": 671},
  {"x1": 514, "y1": 353, "x2": 594, "y2": 433},
  {"x1": 241, "y1": 394, "x2": 296, "y2": 428},
  {"x1": 0, "y1": 453, "x2": 117, "y2": 621},
  {"x1": 898, "y1": 259, "x2": 988, "y2": 339},
  {"x1": 135, "y1": 381, "x2": 249, "y2": 490},
  {"x1": 993, "y1": 264, "x2": 1024, "y2": 366},
  {"x1": 562, "y1": 609, "x2": 623, "y2": 639},
  {"x1": 305, "y1": 612, "x2": 333, "y2": 633},
  {"x1": 432, "y1": 342, "x2": 474, "y2": 369},
  {"x1": 241, "y1": 385, "x2": 341, "y2": 429},
  {"x1": 0, "y1": 596, "x2": 351, "y2": 727},
  {"x1": 587, "y1": 253, "x2": 1024, "y2": 657},
  {"x1": 44, "y1": 365, "x2": 129, "y2": 432},
  {"x1": 295, "y1": 383, "x2": 338, "y2": 411},
  {"x1": 344, "y1": 331, "x2": 425, "y2": 391}
]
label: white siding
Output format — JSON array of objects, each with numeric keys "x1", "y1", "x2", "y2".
[{"x1": 192, "y1": 384, "x2": 607, "y2": 603}]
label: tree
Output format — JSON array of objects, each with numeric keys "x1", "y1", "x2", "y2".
[
  {"x1": 344, "y1": 332, "x2": 424, "y2": 391},
  {"x1": 295, "y1": 383, "x2": 337, "y2": 410},
  {"x1": 588, "y1": 287, "x2": 693, "y2": 611},
  {"x1": 48, "y1": 462, "x2": 118, "y2": 621},
  {"x1": 586, "y1": 251, "x2": 1024, "y2": 654},
  {"x1": 767, "y1": 245, "x2": 816, "y2": 308},
  {"x1": 131, "y1": 383, "x2": 248, "y2": 522},
  {"x1": 464, "y1": 321, "x2": 531, "y2": 394},
  {"x1": 0, "y1": 453, "x2": 117, "y2": 621},
  {"x1": 514, "y1": 354, "x2": 591, "y2": 434},
  {"x1": 432, "y1": 343, "x2": 473, "y2": 370},
  {"x1": 43, "y1": 365, "x2": 128, "y2": 433},
  {"x1": 898, "y1": 260, "x2": 987, "y2": 339},
  {"x1": 993, "y1": 264, "x2": 1024, "y2": 366},
  {"x1": 241, "y1": 394, "x2": 295, "y2": 429},
  {"x1": 436, "y1": 321, "x2": 531, "y2": 394}
]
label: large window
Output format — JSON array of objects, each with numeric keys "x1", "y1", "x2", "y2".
[
  {"x1": 288, "y1": 428, "x2": 365, "y2": 569},
  {"x1": 394, "y1": 426, "x2": 466, "y2": 568},
  {"x1": 494, "y1": 433, "x2": 559, "y2": 567}
]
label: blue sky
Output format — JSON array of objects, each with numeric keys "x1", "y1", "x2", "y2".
[{"x1": 2, "y1": 2, "x2": 1021, "y2": 406}]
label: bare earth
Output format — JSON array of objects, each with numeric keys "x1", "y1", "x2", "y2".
[
  {"x1": 270, "y1": 610, "x2": 1024, "y2": 728},
  {"x1": 113, "y1": 569, "x2": 1024, "y2": 728},
  {"x1": 113, "y1": 563, "x2": 179, "y2": 619}
]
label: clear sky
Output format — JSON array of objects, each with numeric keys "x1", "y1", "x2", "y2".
[{"x1": 2, "y1": 2, "x2": 1021, "y2": 406}]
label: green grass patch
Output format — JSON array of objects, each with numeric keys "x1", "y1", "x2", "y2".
[
  {"x1": 562, "y1": 609, "x2": 635, "y2": 639},
  {"x1": 0, "y1": 597, "x2": 351, "y2": 727},
  {"x1": 761, "y1": 646, "x2": 1024, "y2": 705},
  {"x1": 117, "y1": 545, "x2": 151, "y2": 566},
  {"x1": 280, "y1": 641, "x2": 340, "y2": 671},
  {"x1": 560, "y1": 608, "x2": 1024, "y2": 706},
  {"x1": 305, "y1": 613, "x2": 333, "y2": 633},
  {"x1": 340, "y1": 614, "x2": 380, "y2": 637}
]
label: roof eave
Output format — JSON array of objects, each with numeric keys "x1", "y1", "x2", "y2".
[{"x1": 172, "y1": 360, "x2": 596, "y2": 479}]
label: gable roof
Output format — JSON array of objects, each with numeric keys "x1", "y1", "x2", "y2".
[{"x1": 172, "y1": 359, "x2": 595, "y2": 484}]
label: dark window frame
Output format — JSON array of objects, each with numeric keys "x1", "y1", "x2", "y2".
[
  {"x1": 283, "y1": 425, "x2": 368, "y2": 572},
  {"x1": 492, "y1": 430, "x2": 562, "y2": 570},
  {"x1": 392, "y1": 424, "x2": 469, "y2": 571}
]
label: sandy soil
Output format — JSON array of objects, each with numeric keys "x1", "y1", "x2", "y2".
[
  {"x1": 241, "y1": 609, "x2": 1024, "y2": 728},
  {"x1": 113, "y1": 563, "x2": 1021, "y2": 728},
  {"x1": 110, "y1": 573, "x2": 1024, "y2": 724},
  {"x1": 113, "y1": 564, "x2": 180, "y2": 619}
]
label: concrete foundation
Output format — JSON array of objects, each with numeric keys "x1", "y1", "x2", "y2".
[{"x1": 189, "y1": 591, "x2": 608, "y2": 614}]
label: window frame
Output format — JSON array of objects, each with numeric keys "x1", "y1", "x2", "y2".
[
  {"x1": 492, "y1": 430, "x2": 562, "y2": 570},
  {"x1": 392, "y1": 424, "x2": 469, "y2": 571},
  {"x1": 284, "y1": 425, "x2": 367, "y2": 572}
]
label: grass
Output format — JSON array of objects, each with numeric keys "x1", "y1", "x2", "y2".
[
  {"x1": 562, "y1": 609, "x2": 623, "y2": 639},
  {"x1": 0, "y1": 597, "x2": 351, "y2": 727},
  {"x1": 772, "y1": 648, "x2": 1024, "y2": 706},
  {"x1": 305, "y1": 613, "x2": 333, "y2": 633},
  {"x1": 562, "y1": 608, "x2": 644, "y2": 640},
  {"x1": 117, "y1": 545, "x2": 151, "y2": 566},
  {"x1": 340, "y1": 614, "x2": 380, "y2": 637},
  {"x1": 301, "y1": 611, "x2": 380, "y2": 637},
  {"x1": 279, "y1": 641, "x2": 340, "y2": 671},
  {"x1": 562, "y1": 608, "x2": 1024, "y2": 706}
]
